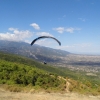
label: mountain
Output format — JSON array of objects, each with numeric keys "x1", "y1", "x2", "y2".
[
  {"x1": 1, "y1": 40, "x2": 100, "y2": 71},
  {"x1": 0, "y1": 40, "x2": 70, "y2": 63}
]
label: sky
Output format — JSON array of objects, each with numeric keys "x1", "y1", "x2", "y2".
[{"x1": 0, "y1": 0, "x2": 100, "y2": 55}]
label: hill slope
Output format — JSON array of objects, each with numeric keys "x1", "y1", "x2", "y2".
[
  {"x1": 1, "y1": 52, "x2": 100, "y2": 95},
  {"x1": 0, "y1": 51, "x2": 67, "y2": 76},
  {"x1": 0, "y1": 51, "x2": 66, "y2": 92}
]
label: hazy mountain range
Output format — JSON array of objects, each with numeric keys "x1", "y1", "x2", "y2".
[
  {"x1": 0, "y1": 40, "x2": 70, "y2": 63},
  {"x1": 0, "y1": 40, "x2": 100, "y2": 71}
]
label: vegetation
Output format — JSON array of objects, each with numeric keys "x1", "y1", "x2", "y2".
[
  {"x1": 0, "y1": 51, "x2": 100, "y2": 95},
  {"x1": 0, "y1": 51, "x2": 65, "y2": 92},
  {"x1": 0, "y1": 59, "x2": 65, "y2": 91},
  {"x1": 0, "y1": 51, "x2": 66, "y2": 76},
  {"x1": 59, "y1": 67, "x2": 100, "y2": 95}
]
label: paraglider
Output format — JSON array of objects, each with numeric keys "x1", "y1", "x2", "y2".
[
  {"x1": 43, "y1": 61, "x2": 47, "y2": 64},
  {"x1": 30, "y1": 36, "x2": 61, "y2": 46},
  {"x1": 30, "y1": 36, "x2": 61, "y2": 64}
]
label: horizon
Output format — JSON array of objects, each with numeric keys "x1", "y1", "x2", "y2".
[{"x1": 0, "y1": 39, "x2": 100, "y2": 56}]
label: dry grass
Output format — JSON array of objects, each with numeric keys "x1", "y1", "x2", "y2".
[{"x1": 0, "y1": 87, "x2": 100, "y2": 100}]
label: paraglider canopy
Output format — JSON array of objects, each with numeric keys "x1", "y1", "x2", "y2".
[
  {"x1": 30, "y1": 36, "x2": 61, "y2": 46},
  {"x1": 30, "y1": 36, "x2": 61, "y2": 65}
]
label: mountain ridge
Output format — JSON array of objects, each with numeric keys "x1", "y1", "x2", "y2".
[
  {"x1": 0, "y1": 40, "x2": 70, "y2": 63},
  {"x1": 1, "y1": 40, "x2": 100, "y2": 71}
]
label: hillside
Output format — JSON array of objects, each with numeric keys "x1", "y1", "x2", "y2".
[
  {"x1": 0, "y1": 52, "x2": 100, "y2": 95},
  {"x1": 0, "y1": 51, "x2": 67, "y2": 76},
  {"x1": 0, "y1": 51, "x2": 66, "y2": 92},
  {"x1": 0, "y1": 40, "x2": 70, "y2": 63}
]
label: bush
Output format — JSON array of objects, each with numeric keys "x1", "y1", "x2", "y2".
[{"x1": 0, "y1": 59, "x2": 65, "y2": 91}]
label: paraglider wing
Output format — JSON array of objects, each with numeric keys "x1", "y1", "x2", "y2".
[{"x1": 31, "y1": 36, "x2": 61, "y2": 46}]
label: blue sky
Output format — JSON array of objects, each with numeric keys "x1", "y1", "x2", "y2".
[{"x1": 0, "y1": 0, "x2": 100, "y2": 54}]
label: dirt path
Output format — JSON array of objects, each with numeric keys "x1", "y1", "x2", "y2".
[{"x1": 0, "y1": 89, "x2": 100, "y2": 100}]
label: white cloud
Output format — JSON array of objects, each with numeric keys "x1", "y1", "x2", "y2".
[
  {"x1": 56, "y1": 43, "x2": 93, "y2": 54},
  {"x1": 30, "y1": 23, "x2": 40, "y2": 30},
  {"x1": 56, "y1": 45, "x2": 75, "y2": 50},
  {"x1": 34, "y1": 39, "x2": 53, "y2": 46},
  {"x1": 36, "y1": 32, "x2": 53, "y2": 36},
  {"x1": 0, "y1": 28, "x2": 33, "y2": 42},
  {"x1": 33, "y1": 32, "x2": 60, "y2": 47},
  {"x1": 66, "y1": 27, "x2": 75, "y2": 33},
  {"x1": 53, "y1": 27, "x2": 64, "y2": 33},
  {"x1": 9, "y1": 27, "x2": 17, "y2": 31},
  {"x1": 53, "y1": 27, "x2": 81, "y2": 33},
  {"x1": 58, "y1": 43, "x2": 92, "y2": 49}
]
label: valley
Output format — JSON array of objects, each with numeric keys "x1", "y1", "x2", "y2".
[
  {"x1": 0, "y1": 40, "x2": 100, "y2": 95},
  {"x1": 0, "y1": 40, "x2": 100, "y2": 75},
  {"x1": 50, "y1": 54, "x2": 100, "y2": 74}
]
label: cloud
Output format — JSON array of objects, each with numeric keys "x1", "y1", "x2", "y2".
[
  {"x1": 34, "y1": 32, "x2": 60, "y2": 46},
  {"x1": 30, "y1": 23, "x2": 40, "y2": 30},
  {"x1": 0, "y1": 28, "x2": 33, "y2": 42},
  {"x1": 66, "y1": 27, "x2": 75, "y2": 33},
  {"x1": 58, "y1": 43, "x2": 92, "y2": 49},
  {"x1": 34, "y1": 39, "x2": 54, "y2": 46},
  {"x1": 53, "y1": 27, "x2": 64, "y2": 33},
  {"x1": 56, "y1": 43, "x2": 93, "y2": 54},
  {"x1": 53, "y1": 27, "x2": 81, "y2": 33},
  {"x1": 36, "y1": 32, "x2": 53, "y2": 36}
]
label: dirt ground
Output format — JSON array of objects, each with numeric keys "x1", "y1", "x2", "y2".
[{"x1": 0, "y1": 88, "x2": 100, "y2": 100}]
